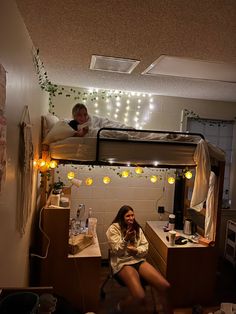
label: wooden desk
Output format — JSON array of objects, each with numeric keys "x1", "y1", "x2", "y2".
[
  {"x1": 38, "y1": 206, "x2": 101, "y2": 313},
  {"x1": 145, "y1": 221, "x2": 217, "y2": 307}
]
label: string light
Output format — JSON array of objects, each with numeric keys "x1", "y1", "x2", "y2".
[
  {"x1": 121, "y1": 170, "x2": 130, "y2": 178},
  {"x1": 168, "y1": 177, "x2": 175, "y2": 184},
  {"x1": 49, "y1": 160, "x2": 58, "y2": 169},
  {"x1": 126, "y1": 100, "x2": 130, "y2": 104},
  {"x1": 103, "y1": 176, "x2": 111, "y2": 184},
  {"x1": 95, "y1": 109, "x2": 99, "y2": 114},
  {"x1": 114, "y1": 114, "x2": 118, "y2": 119},
  {"x1": 136, "y1": 111, "x2": 140, "y2": 115},
  {"x1": 116, "y1": 108, "x2": 119, "y2": 113},
  {"x1": 94, "y1": 102, "x2": 98, "y2": 107},
  {"x1": 185, "y1": 171, "x2": 193, "y2": 179},
  {"x1": 126, "y1": 106, "x2": 130, "y2": 110},
  {"x1": 150, "y1": 175, "x2": 158, "y2": 183},
  {"x1": 67, "y1": 171, "x2": 75, "y2": 180},
  {"x1": 38, "y1": 159, "x2": 46, "y2": 168},
  {"x1": 153, "y1": 161, "x2": 159, "y2": 166},
  {"x1": 149, "y1": 104, "x2": 154, "y2": 110},
  {"x1": 116, "y1": 102, "x2": 121, "y2": 107},
  {"x1": 134, "y1": 117, "x2": 139, "y2": 122},
  {"x1": 85, "y1": 177, "x2": 93, "y2": 186},
  {"x1": 135, "y1": 166, "x2": 143, "y2": 174}
]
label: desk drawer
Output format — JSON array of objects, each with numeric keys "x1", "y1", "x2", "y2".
[
  {"x1": 148, "y1": 241, "x2": 167, "y2": 277},
  {"x1": 145, "y1": 223, "x2": 168, "y2": 261}
]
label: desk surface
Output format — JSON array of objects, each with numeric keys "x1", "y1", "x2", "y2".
[
  {"x1": 146, "y1": 221, "x2": 206, "y2": 249},
  {"x1": 68, "y1": 235, "x2": 101, "y2": 258}
]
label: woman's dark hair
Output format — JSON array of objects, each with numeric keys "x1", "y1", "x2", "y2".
[
  {"x1": 112, "y1": 205, "x2": 140, "y2": 239},
  {"x1": 72, "y1": 103, "x2": 87, "y2": 119}
]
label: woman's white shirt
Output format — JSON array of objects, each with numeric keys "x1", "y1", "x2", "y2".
[{"x1": 106, "y1": 223, "x2": 149, "y2": 274}]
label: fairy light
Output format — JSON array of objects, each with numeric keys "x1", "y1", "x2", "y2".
[
  {"x1": 38, "y1": 159, "x2": 46, "y2": 167},
  {"x1": 114, "y1": 114, "x2": 118, "y2": 119},
  {"x1": 138, "y1": 99, "x2": 141, "y2": 103},
  {"x1": 136, "y1": 111, "x2": 140, "y2": 115},
  {"x1": 124, "y1": 112, "x2": 129, "y2": 117},
  {"x1": 134, "y1": 117, "x2": 139, "y2": 122},
  {"x1": 153, "y1": 161, "x2": 159, "y2": 166},
  {"x1": 85, "y1": 177, "x2": 93, "y2": 186},
  {"x1": 185, "y1": 171, "x2": 193, "y2": 179},
  {"x1": 137, "y1": 105, "x2": 141, "y2": 109},
  {"x1": 124, "y1": 118, "x2": 128, "y2": 123},
  {"x1": 95, "y1": 109, "x2": 99, "y2": 114},
  {"x1": 103, "y1": 176, "x2": 111, "y2": 184},
  {"x1": 116, "y1": 96, "x2": 120, "y2": 101},
  {"x1": 126, "y1": 100, "x2": 130, "y2": 104},
  {"x1": 94, "y1": 102, "x2": 98, "y2": 107},
  {"x1": 126, "y1": 106, "x2": 130, "y2": 110},
  {"x1": 142, "y1": 93, "x2": 146, "y2": 97},
  {"x1": 96, "y1": 97, "x2": 99, "y2": 100},
  {"x1": 49, "y1": 160, "x2": 58, "y2": 169},
  {"x1": 135, "y1": 123, "x2": 140, "y2": 128},
  {"x1": 149, "y1": 104, "x2": 154, "y2": 110},
  {"x1": 116, "y1": 102, "x2": 121, "y2": 107},
  {"x1": 106, "y1": 99, "x2": 109, "y2": 103},
  {"x1": 121, "y1": 170, "x2": 130, "y2": 178},
  {"x1": 116, "y1": 108, "x2": 119, "y2": 113},
  {"x1": 135, "y1": 166, "x2": 143, "y2": 174},
  {"x1": 150, "y1": 175, "x2": 158, "y2": 183},
  {"x1": 150, "y1": 98, "x2": 153, "y2": 102},
  {"x1": 168, "y1": 177, "x2": 175, "y2": 184},
  {"x1": 67, "y1": 171, "x2": 75, "y2": 180}
]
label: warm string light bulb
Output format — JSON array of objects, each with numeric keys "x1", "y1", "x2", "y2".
[
  {"x1": 121, "y1": 170, "x2": 130, "y2": 178},
  {"x1": 85, "y1": 177, "x2": 93, "y2": 186},
  {"x1": 103, "y1": 176, "x2": 111, "y2": 184},
  {"x1": 168, "y1": 177, "x2": 175, "y2": 184},
  {"x1": 135, "y1": 166, "x2": 143, "y2": 174},
  {"x1": 150, "y1": 175, "x2": 158, "y2": 183},
  {"x1": 185, "y1": 171, "x2": 193, "y2": 179},
  {"x1": 67, "y1": 171, "x2": 75, "y2": 180},
  {"x1": 38, "y1": 159, "x2": 46, "y2": 168},
  {"x1": 49, "y1": 160, "x2": 58, "y2": 169}
]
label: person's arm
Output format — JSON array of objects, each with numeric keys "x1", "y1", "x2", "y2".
[
  {"x1": 136, "y1": 229, "x2": 149, "y2": 258},
  {"x1": 106, "y1": 224, "x2": 128, "y2": 257}
]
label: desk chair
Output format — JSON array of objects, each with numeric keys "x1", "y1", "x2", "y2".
[{"x1": 100, "y1": 250, "x2": 157, "y2": 313}]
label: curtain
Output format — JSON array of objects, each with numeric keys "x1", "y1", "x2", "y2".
[{"x1": 0, "y1": 64, "x2": 6, "y2": 193}]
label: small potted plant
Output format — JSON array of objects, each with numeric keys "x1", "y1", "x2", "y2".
[{"x1": 52, "y1": 180, "x2": 64, "y2": 194}]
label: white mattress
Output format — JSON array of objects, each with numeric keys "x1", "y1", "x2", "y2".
[{"x1": 50, "y1": 136, "x2": 198, "y2": 166}]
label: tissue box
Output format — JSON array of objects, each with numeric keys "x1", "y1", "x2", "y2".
[{"x1": 68, "y1": 234, "x2": 93, "y2": 255}]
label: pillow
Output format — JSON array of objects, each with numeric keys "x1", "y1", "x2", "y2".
[
  {"x1": 43, "y1": 120, "x2": 75, "y2": 144},
  {"x1": 45, "y1": 113, "x2": 59, "y2": 130}
]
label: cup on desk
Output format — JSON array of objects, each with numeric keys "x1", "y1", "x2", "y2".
[
  {"x1": 169, "y1": 230, "x2": 176, "y2": 246},
  {"x1": 88, "y1": 218, "x2": 97, "y2": 238}
]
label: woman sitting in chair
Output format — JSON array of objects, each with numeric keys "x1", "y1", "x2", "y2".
[{"x1": 106, "y1": 205, "x2": 173, "y2": 314}]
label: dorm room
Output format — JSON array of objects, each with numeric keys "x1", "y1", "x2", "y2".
[{"x1": 1, "y1": 0, "x2": 236, "y2": 313}]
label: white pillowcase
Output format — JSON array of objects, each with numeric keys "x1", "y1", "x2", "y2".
[{"x1": 43, "y1": 120, "x2": 75, "y2": 144}]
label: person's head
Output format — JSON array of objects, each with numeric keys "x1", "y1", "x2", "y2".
[
  {"x1": 112, "y1": 205, "x2": 140, "y2": 238},
  {"x1": 72, "y1": 103, "x2": 88, "y2": 124}
]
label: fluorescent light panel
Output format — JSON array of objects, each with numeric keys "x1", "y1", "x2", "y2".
[{"x1": 142, "y1": 55, "x2": 236, "y2": 83}]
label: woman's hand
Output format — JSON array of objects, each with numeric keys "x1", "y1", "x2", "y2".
[
  {"x1": 127, "y1": 245, "x2": 138, "y2": 256},
  {"x1": 74, "y1": 127, "x2": 89, "y2": 137},
  {"x1": 124, "y1": 226, "x2": 136, "y2": 242}
]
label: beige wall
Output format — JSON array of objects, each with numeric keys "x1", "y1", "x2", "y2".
[
  {"x1": 0, "y1": 0, "x2": 48, "y2": 286},
  {"x1": 55, "y1": 165, "x2": 175, "y2": 258}
]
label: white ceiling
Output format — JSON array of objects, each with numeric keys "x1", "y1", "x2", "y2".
[{"x1": 16, "y1": 0, "x2": 236, "y2": 102}]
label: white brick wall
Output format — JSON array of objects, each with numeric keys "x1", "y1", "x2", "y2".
[{"x1": 55, "y1": 165, "x2": 175, "y2": 258}]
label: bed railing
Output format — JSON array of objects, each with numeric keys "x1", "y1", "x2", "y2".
[{"x1": 95, "y1": 127, "x2": 205, "y2": 163}]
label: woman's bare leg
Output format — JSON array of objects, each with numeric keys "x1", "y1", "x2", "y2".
[
  {"x1": 117, "y1": 265, "x2": 146, "y2": 312},
  {"x1": 139, "y1": 261, "x2": 173, "y2": 314}
]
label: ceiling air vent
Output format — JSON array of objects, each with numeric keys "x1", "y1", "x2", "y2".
[{"x1": 90, "y1": 55, "x2": 140, "y2": 74}]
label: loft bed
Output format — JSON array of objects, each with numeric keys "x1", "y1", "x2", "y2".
[
  {"x1": 43, "y1": 125, "x2": 220, "y2": 168},
  {"x1": 41, "y1": 116, "x2": 225, "y2": 242}
]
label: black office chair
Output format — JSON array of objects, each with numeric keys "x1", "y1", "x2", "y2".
[{"x1": 100, "y1": 250, "x2": 157, "y2": 313}]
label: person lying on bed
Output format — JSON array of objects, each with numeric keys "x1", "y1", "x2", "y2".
[
  {"x1": 69, "y1": 103, "x2": 89, "y2": 137},
  {"x1": 68, "y1": 103, "x2": 129, "y2": 137},
  {"x1": 106, "y1": 205, "x2": 173, "y2": 314}
]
